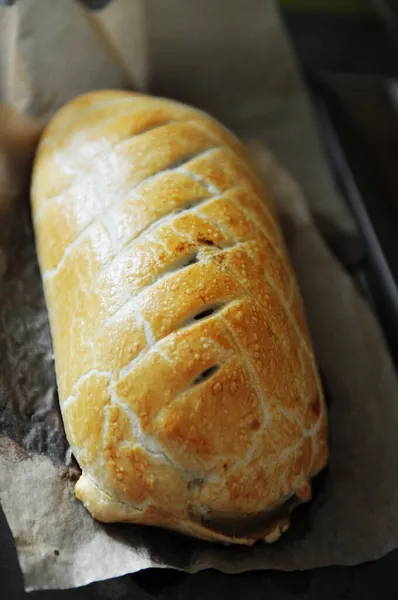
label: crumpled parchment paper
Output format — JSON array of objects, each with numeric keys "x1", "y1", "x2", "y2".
[{"x1": 1, "y1": 0, "x2": 398, "y2": 592}]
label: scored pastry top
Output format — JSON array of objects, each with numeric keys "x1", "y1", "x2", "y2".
[{"x1": 31, "y1": 90, "x2": 328, "y2": 545}]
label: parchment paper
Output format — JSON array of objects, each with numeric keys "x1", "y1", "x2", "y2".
[{"x1": 1, "y1": 0, "x2": 398, "y2": 592}]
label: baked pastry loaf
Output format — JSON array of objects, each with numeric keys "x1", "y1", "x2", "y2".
[{"x1": 31, "y1": 90, "x2": 328, "y2": 545}]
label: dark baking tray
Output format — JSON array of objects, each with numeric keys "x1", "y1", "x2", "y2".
[{"x1": 307, "y1": 72, "x2": 398, "y2": 366}]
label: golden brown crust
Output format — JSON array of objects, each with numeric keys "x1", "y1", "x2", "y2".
[{"x1": 31, "y1": 90, "x2": 328, "y2": 545}]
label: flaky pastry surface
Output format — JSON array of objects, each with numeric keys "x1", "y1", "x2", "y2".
[{"x1": 31, "y1": 91, "x2": 328, "y2": 545}]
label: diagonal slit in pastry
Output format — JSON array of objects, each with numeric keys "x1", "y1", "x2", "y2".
[
  {"x1": 193, "y1": 364, "x2": 220, "y2": 385},
  {"x1": 188, "y1": 301, "x2": 230, "y2": 324}
]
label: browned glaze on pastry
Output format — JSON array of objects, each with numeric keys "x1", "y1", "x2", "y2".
[{"x1": 31, "y1": 91, "x2": 328, "y2": 545}]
